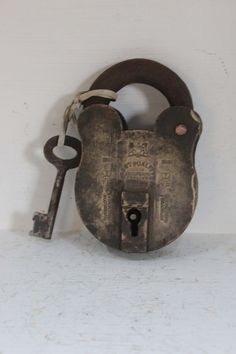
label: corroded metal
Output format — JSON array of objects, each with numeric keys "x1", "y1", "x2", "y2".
[
  {"x1": 83, "y1": 58, "x2": 193, "y2": 108},
  {"x1": 30, "y1": 135, "x2": 81, "y2": 239},
  {"x1": 30, "y1": 58, "x2": 202, "y2": 252},
  {"x1": 75, "y1": 105, "x2": 202, "y2": 252},
  {"x1": 75, "y1": 59, "x2": 202, "y2": 252}
]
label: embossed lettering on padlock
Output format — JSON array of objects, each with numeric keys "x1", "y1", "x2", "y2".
[{"x1": 75, "y1": 58, "x2": 202, "y2": 252}]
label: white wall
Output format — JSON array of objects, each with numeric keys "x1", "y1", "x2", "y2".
[{"x1": 0, "y1": 0, "x2": 235, "y2": 234}]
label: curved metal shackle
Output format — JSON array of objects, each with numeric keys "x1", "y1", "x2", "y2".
[{"x1": 83, "y1": 58, "x2": 193, "y2": 109}]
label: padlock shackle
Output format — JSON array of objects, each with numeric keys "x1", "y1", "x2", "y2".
[{"x1": 83, "y1": 58, "x2": 193, "y2": 109}]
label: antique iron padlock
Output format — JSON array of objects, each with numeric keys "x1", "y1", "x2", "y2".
[{"x1": 31, "y1": 58, "x2": 202, "y2": 253}]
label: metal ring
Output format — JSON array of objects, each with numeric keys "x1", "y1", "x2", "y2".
[{"x1": 44, "y1": 135, "x2": 81, "y2": 170}]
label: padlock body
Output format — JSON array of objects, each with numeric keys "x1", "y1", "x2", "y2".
[{"x1": 75, "y1": 104, "x2": 202, "y2": 252}]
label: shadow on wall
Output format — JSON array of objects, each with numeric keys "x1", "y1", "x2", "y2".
[{"x1": 11, "y1": 64, "x2": 170, "y2": 240}]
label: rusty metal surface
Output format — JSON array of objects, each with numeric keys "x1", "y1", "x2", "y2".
[
  {"x1": 83, "y1": 58, "x2": 193, "y2": 109},
  {"x1": 31, "y1": 58, "x2": 202, "y2": 252},
  {"x1": 30, "y1": 135, "x2": 81, "y2": 239},
  {"x1": 75, "y1": 105, "x2": 202, "y2": 252},
  {"x1": 75, "y1": 58, "x2": 202, "y2": 252}
]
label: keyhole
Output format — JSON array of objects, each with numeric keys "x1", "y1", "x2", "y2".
[{"x1": 127, "y1": 208, "x2": 142, "y2": 237}]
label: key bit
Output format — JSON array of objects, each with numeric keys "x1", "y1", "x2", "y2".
[{"x1": 30, "y1": 135, "x2": 81, "y2": 239}]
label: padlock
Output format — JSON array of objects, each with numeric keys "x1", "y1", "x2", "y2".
[{"x1": 75, "y1": 58, "x2": 202, "y2": 252}]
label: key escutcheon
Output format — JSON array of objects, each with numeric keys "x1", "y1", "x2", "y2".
[{"x1": 30, "y1": 135, "x2": 81, "y2": 240}]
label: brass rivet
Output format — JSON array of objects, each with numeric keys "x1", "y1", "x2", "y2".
[{"x1": 175, "y1": 124, "x2": 187, "y2": 135}]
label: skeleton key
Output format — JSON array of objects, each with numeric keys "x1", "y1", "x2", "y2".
[{"x1": 30, "y1": 135, "x2": 81, "y2": 239}]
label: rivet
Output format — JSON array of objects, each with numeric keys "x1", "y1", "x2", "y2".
[{"x1": 175, "y1": 124, "x2": 187, "y2": 135}]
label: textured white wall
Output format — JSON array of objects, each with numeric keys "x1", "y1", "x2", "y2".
[{"x1": 0, "y1": 0, "x2": 235, "y2": 234}]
